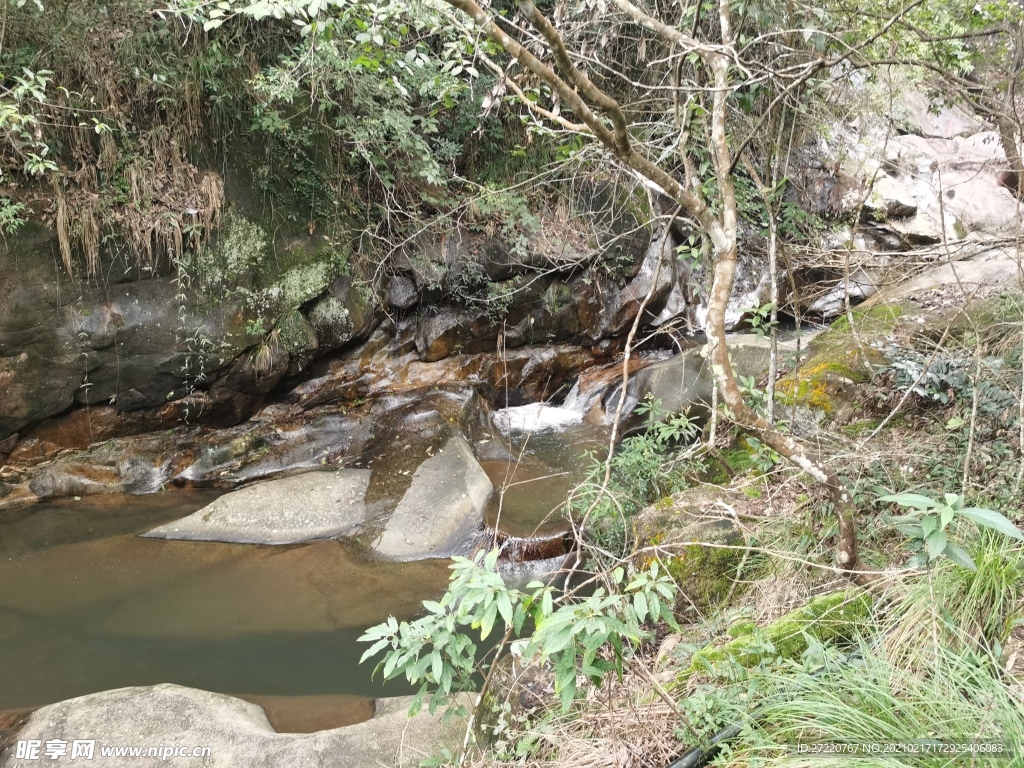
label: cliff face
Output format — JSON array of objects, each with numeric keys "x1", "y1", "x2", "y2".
[{"x1": 2, "y1": 78, "x2": 1020, "y2": 482}]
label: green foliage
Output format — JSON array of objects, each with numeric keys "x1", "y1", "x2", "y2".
[
  {"x1": 358, "y1": 549, "x2": 678, "y2": 720},
  {"x1": 0, "y1": 197, "x2": 27, "y2": 234},
  {"x1": 888, "y1": 535, "x2": 1024, "y2": 654},
  {"x1": 634, "y1": 395, "x2": 701, "y2": 447},
  {"x1": 723, "y1": 643, "x2": 1024, "y2": 766},
  {"x1": 179, "y1": 0, "x2": 487, "y2": 204},
  {"x1": 880, "y1": 491, "x2": 1023, "y2": 569},
  {"x1": 0, "y1": 67, "x2": 59, "y2": 177},
  {"x1": 740, "y1": 302, "x2": 776, "y2": 341}
]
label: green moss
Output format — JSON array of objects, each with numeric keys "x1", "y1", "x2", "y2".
[
  {"x1": 726, "y1": 620, "x2": 756, "y2": 638},
  {"x1": 828, "y1": 302, "x2": 904, "y2": 334},
  {"x1": 724, "y1": 446, "x2": 756, "y2": 473},
  {"x1": 741, "y1": 487, "x2": 763, "y2": 499},
  {"x1": 776, "y1": 343, "x2": 885, "y2": 414},
  {"x1": 684, "y1": 589, "x2": 872, "y2": 677},
  {"x1": 664, "y1": 529, "x2": 745, "y2": 612}
]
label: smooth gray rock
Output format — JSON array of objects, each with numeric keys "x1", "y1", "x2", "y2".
[
  {"x1": 374, "y1": 435, "x2": 492, "y2": 560},
  {"x1": 625, "y1": 334, "x2": 805, "y2": 417},
  {"x1": 143, "y1": 469, "x2": 371, "y2": 545},
  {"x1": 878, "y1": 257, "x2": 1024, "y2": 299},
  {"x1": 940, "y1": 171, "x2": 1024, "y2": 236},
  {"x1": 863, "y1": 174, "x2": 918, "y2": 220},
  {"x1": 897, "y1": 90, "x2": 986, "y2": 139},
  {"x1": 387, "y1": 275, "x2": 419, "y2": 311},
  {"x1": 2, "y1": 684, "x2": 467, "y2": 768}
]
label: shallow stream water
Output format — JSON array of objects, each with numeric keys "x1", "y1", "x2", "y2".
[
  {"x1": 0, "y1": 491, "x2": 457, "y2": 721},
  {"x1": 0, "y1": 417, "x2": 604, "y2": 724}
]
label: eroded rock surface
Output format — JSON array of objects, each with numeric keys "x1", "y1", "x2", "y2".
[
  {"x1": 2, "y1": 685, "x2": 466, "y2": 768},
  {"x1": 143, "y1": 469, "x2": 371, "y2": 545}
]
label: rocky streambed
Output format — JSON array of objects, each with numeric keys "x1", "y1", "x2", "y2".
[{"x1": 2, "y1": 79, "x2": 1022, "y2": 765}]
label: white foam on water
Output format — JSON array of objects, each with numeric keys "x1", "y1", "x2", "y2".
[{"x1": 492, "y1": 402, "x2": 584, "y2": 434}]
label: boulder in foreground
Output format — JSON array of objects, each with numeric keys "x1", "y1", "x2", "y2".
[
  {"x1": 374, "y1": 435, "x2": 492, "y2": 560},
  {"x1": 2, "y1": 684, "x2": 466, "y2": 768}
]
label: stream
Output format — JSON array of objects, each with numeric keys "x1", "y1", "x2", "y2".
[{"x1": 0, "y1": 402, "x2": 610, "y2": 727}]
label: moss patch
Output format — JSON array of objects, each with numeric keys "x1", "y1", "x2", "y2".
[
  {"x1": 664, "y1": 531, "x2": 745, "y2": 611},
  {"x1": 828, "y1": 302, "x2": 905, "y2": 335},
  {"x1": 685, "y1": 588, "x2": 872, "y2": 675},
  {"x1": 776, "y1": 327, "x2": 887, "y2": 415},
  {"x1": 635, "y1": 486, "x2": 756, "y2": 613}
]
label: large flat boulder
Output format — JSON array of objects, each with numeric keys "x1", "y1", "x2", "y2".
[
  {"x1": 2, "y1": 685, "x2": 467, "y2": 768},
  {"x1": 374, "y1": 435, "x2": 492, "y2": 560},
  {"x1": 626, "y1": 334, "x2": 807, "y2": 416},
  {"x1": 940, "y1": 171, "x2": 1024, "y2": 236},
  {"x1": 896, "y1": 91, "x2": 986, "y2": 139},
  {"x1": 872, "y1": 257, "x2": 1023, "y2": 301},
  {"x1": 143, "y1": 469, "x2": 371, "y2": 545}
]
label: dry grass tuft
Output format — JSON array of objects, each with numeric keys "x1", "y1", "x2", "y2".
[{"x1": 470, "y1": 674, "x2": 690, "y2": 768}]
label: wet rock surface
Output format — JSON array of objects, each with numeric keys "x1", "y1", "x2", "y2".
[
  {"x1": 374, "y1": 435, "x2": 493, "y2": 560},
  {"x1": 143, "y1": 469, "x2": 371, "y2": 545},
  {"x1": 2, "y1": 686, "x2": 467, "y2": 768}
]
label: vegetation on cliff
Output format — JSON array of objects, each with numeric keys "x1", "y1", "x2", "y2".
[{"x1": 3, "y1": 0, "x2": 1024, "y2": 765}]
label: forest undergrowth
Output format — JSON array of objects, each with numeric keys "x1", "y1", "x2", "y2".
[{"x1": 363, "y1": 291, "x2": 1024, "y2": 768}]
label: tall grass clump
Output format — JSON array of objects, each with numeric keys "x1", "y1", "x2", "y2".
[
  {"x1": 719, "y1": 644, "x2": 1024, "y2": 767},
  {"x1": 884, "y1": 535, "x2": 1024, "y2": 661}
]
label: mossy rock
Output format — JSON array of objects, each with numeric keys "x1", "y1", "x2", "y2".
[
  {"x1": 275, "y1": 310, "x2": 318, "y2": 354},
  {"x1": 776, "y1": 307, "x2": 894, "y2": 415},
  {"x1": 827, "y1": 302, "x2": 905, "y2": 336},
  {"x1": 635, "y1": 486, "x2": 754, "y2": 613},
  {"x1": 684, "y1": 588, "x2": 872, "y2": 677}
]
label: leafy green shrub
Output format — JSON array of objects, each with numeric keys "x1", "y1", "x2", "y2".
[
  {"x1": 359, "y1": 549, "x2": 678, "y2": 722},
  {"x1": 880, "y1": 491, "x2": 1023, "y2": 569}
]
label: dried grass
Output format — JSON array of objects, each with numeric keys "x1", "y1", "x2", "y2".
[
  {"x1": 469, "y1": 672, "x2": 690, "y2": 768},
  {"x1": 53, "y1": 179, "x2": 73, "y2": 276}
]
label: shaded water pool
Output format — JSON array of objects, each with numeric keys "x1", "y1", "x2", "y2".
[
  {"x1": 0, "y1": 492, "x2": 450, "y2": 715},
  {"x1": 0, "y1": 419, "x2": 605, "y2": 721}
]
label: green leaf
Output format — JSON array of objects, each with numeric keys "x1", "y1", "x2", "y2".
[
  {"x1": 958, "y1": 507, "x2": 1024, "y2": 540},
  {"x1": 894, "y1": 523, "x2": 925, "y2": 539},
  {"x1": 925, "y1": 529, "x2": 948, "y2": 559},
  {"x1": 920, "y1": 515, "x2": 939, "y2": 539},
  {"x1": 940, "y1": 506, "x2": 956, "y2": 529},
  {"x1": 633, "y1": 591, "x2": 649, "y2": 623},
  {"x1": 558, "y1": 672, "x2": 576, "y2": 712},
  {"x1": 943, "y1": 542, "x2": 977, "y2": 571},
  {"x1": 359, "y1": 638, "x2": 390, "y2": 662},
  {"x1": 479, "y1": 602, "x2": 497, "y2": 641},
  {"x1": 907, "y1": 551, "x2": 928, "y2": 569},
  {"x1": 496, "y1": 591, "x2": 513, "y2": 626},
  {"x1": 879, "y1": 493, "x2": 940, "y2": 510}
]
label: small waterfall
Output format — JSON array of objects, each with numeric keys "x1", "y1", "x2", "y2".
[
  {"x1": 558, "y1": 378, "x2": 599, "y2": 415},
  {"x1": 492, "y1": 367, "x2": 611, "y2": 433},
  {"x1": 492, "y1": 353, "x2": 669, "y2": 434}
]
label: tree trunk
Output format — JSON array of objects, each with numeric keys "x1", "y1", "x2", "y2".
[{"x1": 443, "y1": 0, "x2": 874, "y2": 586}]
